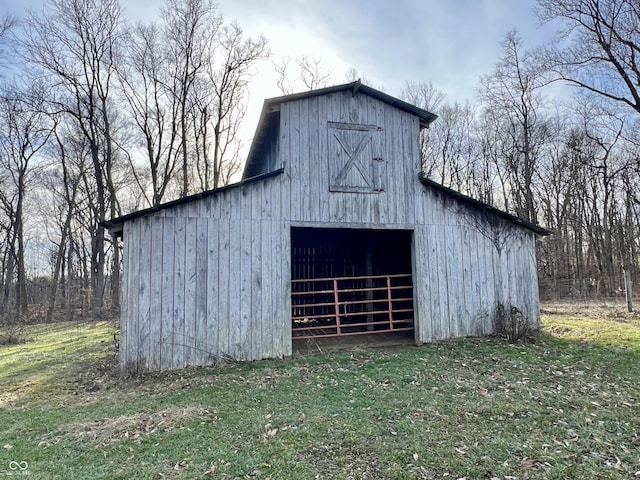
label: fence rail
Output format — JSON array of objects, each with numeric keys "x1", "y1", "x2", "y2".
[{"x1": 291, "y1": 274, "x2": 414, "y2": 339}]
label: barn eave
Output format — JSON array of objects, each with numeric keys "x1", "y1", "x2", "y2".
[
  {"x1": 418, "y1": 172, "x2": 552, "y2": 236},
  {"x1": 102, "y1": 167, "x2": 285, "y2": 238}
]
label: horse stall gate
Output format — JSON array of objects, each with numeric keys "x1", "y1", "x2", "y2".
[{"x1": 291, "y1": 227, "x2": 415, "y2": 340}]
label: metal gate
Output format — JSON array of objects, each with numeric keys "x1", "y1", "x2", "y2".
[{"x1": 291, "y1": 273, "x2": 414, "y2": 339}]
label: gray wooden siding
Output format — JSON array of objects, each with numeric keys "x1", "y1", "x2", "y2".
[
  {"x1": 120, "y1": 88, "x2": 541, "y2": 371},
  {"x1": 120, "y1": 175, "x2": 291, "y2": 371},
  {"x1": 414, "y1": 188, "x2": 540, "y2": 343},
  {"x1": 281, "y1": 92, "x2": 421, "y2": 226}
]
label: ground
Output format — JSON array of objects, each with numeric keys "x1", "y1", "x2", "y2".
[{"x1": 0, "y1": 303, "x2": 639, "y2": 479}]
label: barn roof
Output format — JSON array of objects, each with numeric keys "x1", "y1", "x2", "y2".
[
  {"x1": 242, "y1": 80, "x2": 438, "y2": 180},
  {"x1": 104, "y1": 83, "x2": 550, "y2": 238},
  {"x1": 418, "y1": 172, "x2": 551, "y2": 236},
  {"x1": 103, "y1": 167, "x2": 285, "y2": 237}
]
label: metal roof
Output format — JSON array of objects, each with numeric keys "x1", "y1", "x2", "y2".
[
  {"x1": 102, "y1": 168, "x2": 285, "y2": 237},
  {"x1": 242, "y1": 80, "x2": 438, "y2": 179},
  {"x1": 418, "y1": 172, "x2": 552, "y2": 236}
]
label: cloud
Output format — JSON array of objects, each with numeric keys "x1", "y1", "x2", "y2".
[{"x1": 212, "y1": 0, "x2": 550, "y2": 104}]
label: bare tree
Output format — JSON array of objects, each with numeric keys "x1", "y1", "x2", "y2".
[
  {"x1": 21, "y1": 0, "x2": 124, "y2": 317},
  {"x1": 274, "y1": 55, "x2": 332, "y2": 95},
  {"x1": 200, "y1": 23, "x2": 268, "y2": 189},
  {"x1": 0, "y1": 14, "x2": 16, "y2": 70},
  {"x1": 0, "y1": 82, "x2": 53, "y2": 318},
  {"x1": 344, "y1": 67, "x2": 376, "y2": 87},
  {"x1": 402, "y1": 80, "x2": 446, "y2": 114},
  {"x1": 162, "y1": 0, "x2": 222, "y2": 197},
  {"x1": 536, "y1": 0, "x2": 640, "y2": 115},
  {"x1": 479, "y1": 31, "x2": 548, "y2": 223},
  {"x1": 41, "y1": 124, "x2": 88, "y2": 322},
  {"x1": 118, "y1": 22, "x2": 181, "y2": 206}
]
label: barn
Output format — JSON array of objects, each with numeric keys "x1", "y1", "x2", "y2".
[{"x1": 106, "y1": 81, "x2": 550, "y2": 372}]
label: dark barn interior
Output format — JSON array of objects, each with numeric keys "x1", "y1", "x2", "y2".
[{"x1": 291, "y1": 227, "x2": 415, "y2": 340}]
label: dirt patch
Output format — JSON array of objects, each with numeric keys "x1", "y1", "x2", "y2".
[
  {"x1": 545, "y1": 324, "x2": 574, "y2": 336},
  {"x1": 292, "y1": 331, "x2": 415, "y2": 358}
]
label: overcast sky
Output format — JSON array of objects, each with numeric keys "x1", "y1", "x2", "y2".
[
  {"x1": 2, "y1": 0, "x2": 558, "y2": 144},
  {"x1": 201, "y1": 0, "x2": 555, "y2": 100}
]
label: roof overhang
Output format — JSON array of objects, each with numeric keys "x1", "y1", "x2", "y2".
[
  {"x1": 102, "y1": 167, "x2": 285, "y2": 238},
  {"x1": 418, "y1": 172, "x2": 552, "y2": 236}
]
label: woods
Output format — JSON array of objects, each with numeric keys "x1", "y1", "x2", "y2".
[
  {"x1": 410, "y1": 0, "x2": 640, "y2": 301},
  {"x1": 0, "y1": 0, "x2": 639, "y2": 325},
  {"x1": 0, "y1": 0, "x2": 267, "y2": 323}
]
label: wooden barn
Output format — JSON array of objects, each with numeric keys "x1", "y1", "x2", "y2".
[{"x1": 106, "y1": 81, "x2": 550, "y2": 372}]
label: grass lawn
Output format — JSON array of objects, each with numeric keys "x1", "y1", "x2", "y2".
[{"x1": 1, "y1": 304, "x2": 639, "y2": 479}]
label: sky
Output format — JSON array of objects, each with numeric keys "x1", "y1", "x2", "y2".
[
  {"x1": 2, "y1": 0, "x2": 559, "y2": 141},
  {"x1": 153, "y1": 0, "x2": 558, "y2": 138}
]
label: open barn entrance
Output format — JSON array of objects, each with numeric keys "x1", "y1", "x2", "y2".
[{"x1": 291, "y1": 227, "x2": 414, "y2": 342}]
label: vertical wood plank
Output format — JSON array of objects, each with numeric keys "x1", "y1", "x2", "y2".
[
  {"x1": 195, "y1": 218, "x2": 208, "y2": 366},
  {"x1": 260, "y1": 175, "x2": 273, "y2": 221},
  {"x1": 173, "y1": 217, "x2": 187, "y2": 369},
  {"x1": 119, "y1": 223, "x2": 130, "y2": 366},
  {"x1": 206, "y1": 217, "x2": 220, "y2": 361},
  {"x1": 250, "y1": 219, "x2": 262, "y2": 360},
  {"x1": 184, "y1": 216, "x2": 198, "y2": 366},
  {"x1": 280, "y1": 220, "x2": 293, "y2": 357},
  {"x1": 299, "y1": 98, "x2": 310, "y2": 222},
  {"x1": 261, "y1": 220, "x2": 273, "y2": 358},
  {"x1": 384, "y1": 104, "x2": 396, "y2": 223},
  {"x1": 127, "y1": 220, "x2": 140, "y2": 369},
  {"x1": 271, "y1": 220, "x2": 283, "y2": 357},
  {"x1": 188, "y1": 200, "x2": 200, "y2": 218},
  {"x1": 278, "y1": 103, "x2": 291, "y2": 222},
  {"x1": 474, "y1": 227, "x2": 489, "y2": 335},
  {"x1": 461, "y1": 225, "x2": 475, "y2": 335},
  {"x1": 240, "y1": 218, "x2": 252, "y2": 360},
  {"x1": 444, "y1": 223, "x2": 460, "y2": 338},
  {"x1": 529, "y1": 234, "x2": 541, "y2": 327},
  {"x1": 217, "y1": 216, "x2": 231, "y2": 357},
  {"x1": 308, "y1": 97, "x2": 321, "y2": 221},
  {"x1": 229, "y1": 215, "x2": 241, "y2": 357},
  {"x1": 138, "y1": 217, "x2": 152, "y2": 369},
  {"x1": 412, "y1": 226, "x2": 431, "y2": 343},
  {"x1": 421, "y1": 188, "x2": 438, "y2": 339},
  {"x1": 436, "y1": 195, "x2": 451, "y2": 338},
  {"x1": 318, "y1": 95, "x2": 330, "y2": 222},
  {"x1": 402, "y1": 113, "x2": 416, "y2": 224},
  {"x1": 160, "y1": 217, "x2": 175, "y2": 371},
  {"x1": 148, "y1": 218, "x2": 163, "y2": 370},
  {"x1": 393, "y1": 108, "x2": 406, "y2": 223}
]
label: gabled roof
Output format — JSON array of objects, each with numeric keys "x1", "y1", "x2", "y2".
[
  {"x1": 103, "y1": 83, "x2": 550, "y2": 239},
  {"x1": 242, "y1": 80, "x2": 438, "y2": 179},
  {"x1": 418, "y1": 172, "x2": 552, "y2": 236}
]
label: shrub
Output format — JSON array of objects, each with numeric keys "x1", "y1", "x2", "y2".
[
  {"x1": 0, "y1": 322, "x2": 28, "y2": 345},
  {"x1": 494, "y1": 303, "x2": 538, "y2": 343}
]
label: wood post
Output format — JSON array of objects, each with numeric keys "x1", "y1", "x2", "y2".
[{"x1": 623, "y1": 267, "x2": 633, "y2": 313}]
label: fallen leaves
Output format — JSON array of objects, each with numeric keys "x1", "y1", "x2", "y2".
[{"x1": 263, "y1": 423, "x2": 278, "y2": 442}]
